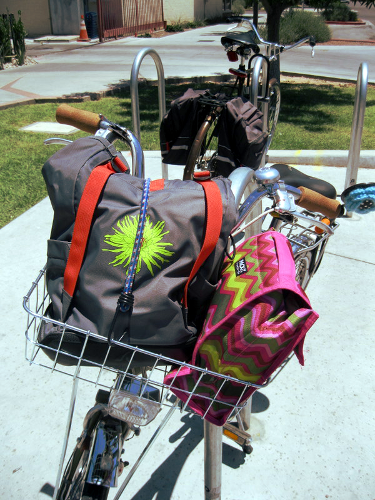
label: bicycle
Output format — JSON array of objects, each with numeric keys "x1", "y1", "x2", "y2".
[
  {"x1": 183, "y1": 17, "x2": 316, "y2": 180},
  {"x1": 23, "y1": 105, "x2": 375, "y2": 500}
]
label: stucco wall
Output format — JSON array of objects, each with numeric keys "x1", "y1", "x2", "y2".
[
  {"x1": 194, "y1": 0, "x2": 225, "y2": 21},
  {"x1": 163, "y1": 0, "x2": 194, "y2": 23},
  {"x1": 163, "y1": 0, "x2": 226, "y2": 23},
  {"x1": 49, "y1": 0, "x2": 84, "y2": 35},
  {"x1": 0, "y1": 0, "x2": 51, "y2": 37}
]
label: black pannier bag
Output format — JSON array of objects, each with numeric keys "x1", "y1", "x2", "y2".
[
  {"x1": 160, "y1": 88, "x2": 211, "y2": 165},
  {"x1": 214, "y1": 96, "x2": 268, "y2": 177},
  {"x1": 160, "y1": 89, "x2": 268, "y2": 174}
]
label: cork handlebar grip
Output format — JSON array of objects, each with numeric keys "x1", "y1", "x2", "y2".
[
  {"x1": 297, "y1": 186, "x2": 343, "y2": 220},
  {"x1": 56, "y1": 104, "x2": 101, "y2": 135}
]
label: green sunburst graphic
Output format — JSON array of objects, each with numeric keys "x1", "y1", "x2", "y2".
[{"x1": 103, "y1": 215, "x2": 174, "y2": 276}]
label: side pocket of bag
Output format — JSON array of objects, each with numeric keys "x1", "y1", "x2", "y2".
[
  {"x1": 187, "y1": 273, "x2": 219, "y2": 333},
  {"x1": 46, "y1": 239, "x2": 71, "y2": 321}
]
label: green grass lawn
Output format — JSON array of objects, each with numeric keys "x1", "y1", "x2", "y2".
[
  {"x1": 0, "y1": 81, "x2": 374, "y2": 228},
  {"x1": 273, "y1": 82, "x2": 375, "y2": 150}
]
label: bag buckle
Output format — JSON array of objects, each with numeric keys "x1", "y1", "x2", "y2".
[{"x1": 193, "y1": 171, "x2": 211, "y2": 181}]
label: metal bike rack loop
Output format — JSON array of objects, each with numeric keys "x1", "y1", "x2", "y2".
[
  {"x1": 250, "y1": 55, "x2": 268, "y2": 127},
  {"x1": 130, "y1": 47, "x2": 168, "y2": 179},
  {"x1": 344, "y1": 62, "x2": 368, "y2": 191}
]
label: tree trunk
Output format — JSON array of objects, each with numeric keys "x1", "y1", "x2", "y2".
[
  {"x1": 266, "y1": 7, "x2": 283, "y2": 82},
  {"x1": 253, "y1": 1, "x2": 259, "y2": 28}
]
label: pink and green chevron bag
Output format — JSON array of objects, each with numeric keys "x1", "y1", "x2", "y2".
[{"x1": 164, "y1": 230, "x2": 319, "y2": 426}]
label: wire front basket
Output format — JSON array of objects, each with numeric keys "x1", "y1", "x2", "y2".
[{"x1": 23, "y1": 266, "x2": 290, "y2": 424}]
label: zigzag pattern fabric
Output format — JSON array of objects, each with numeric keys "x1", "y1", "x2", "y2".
[{"x1": 164, "y1": 231, "x2": 319, "y2": 426}]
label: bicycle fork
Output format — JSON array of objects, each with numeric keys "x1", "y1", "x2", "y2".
[{"x1": 85, "y1": 418, "x2": 125, "y2": 488}]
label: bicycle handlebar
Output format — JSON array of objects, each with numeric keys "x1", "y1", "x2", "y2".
[
  {"x1": 56, "y1": 104, "x2": 145, "y2": 178},
  {"x1": 226, "y1": 17, "x2": 315, "y2": 52},
  {"x1": 282, "y1": 36, "x2": 315, "y2": 52},
  {"x1": 296, "y1": 186, "x2": 343, "y2": 219},
  {"x1": 56, "y1": 104, "x2": 104, "y2": 134}
]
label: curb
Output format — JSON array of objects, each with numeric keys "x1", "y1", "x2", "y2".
[
  {"x1": 325, "y1": 20, "x2": 366, "y2": 25},
  {"x1": 280, "y1": 71, "x2": 374, "y2": 85},
  {"x1": 0, "y1": 74, "x2": 235, "y2": 111},
  {"x1": 268, "y1": 150, "x2": 375, "y2": 169},
  {"x1": 326, "y1": 38, "x2": 375, "y2": 44}
]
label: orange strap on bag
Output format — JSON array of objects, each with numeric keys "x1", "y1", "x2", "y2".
[
  {"x1": 64, "y1": 162, "x2": 115, "y2": 297},
  {"x1": 183, "y1": 178, "x2": 223, "y2": 307}
]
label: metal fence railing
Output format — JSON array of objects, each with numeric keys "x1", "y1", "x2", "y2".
[{"x1": 97, "y1": 0, "x2": 166, "y2": 42}]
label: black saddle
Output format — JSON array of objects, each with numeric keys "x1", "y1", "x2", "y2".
[
  {"x1": 272, "y1": 163, "x2": 337, "y2": 199},
  {"x1": 221, "y1": 30, "x2": 260, "y2": 52}
]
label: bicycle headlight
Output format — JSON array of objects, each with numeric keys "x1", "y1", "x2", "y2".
[{"x1": 108, "y1": 390, "x2": 160, "y2": 426}]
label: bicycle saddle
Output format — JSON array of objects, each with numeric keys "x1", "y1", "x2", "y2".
[
  {"x1": 272, "y1": 163, "x2": 337, "y2": 199},
  {"x1": 221, "y1": 31, "x2": 260, "y2": 52}
]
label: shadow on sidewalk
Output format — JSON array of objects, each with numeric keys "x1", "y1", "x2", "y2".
[
  {"x1": 40, "y1": 391, "x2": 270, "y2": 500},
  {"x1": 129, "y1": 399, "x2": 271, "y2": 500}
]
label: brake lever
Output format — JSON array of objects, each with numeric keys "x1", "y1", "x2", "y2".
[
  {"x1": 292, "y1": 210, "x2": 334, "y2": 235},
  {"x1": 274, "y1": 183, "x2": 334, "y2": 235},
  {"x1": 310, "y1": 36, "x2": 316, "y2": 58}
]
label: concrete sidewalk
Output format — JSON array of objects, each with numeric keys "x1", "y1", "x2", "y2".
[{"x1": 1, "y1": 151, "x2": 375, "y2": 500}]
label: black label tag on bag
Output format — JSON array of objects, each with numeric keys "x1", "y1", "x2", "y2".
[{"x1": 235, "y1": 258, "x2": 248, "y2": 277}]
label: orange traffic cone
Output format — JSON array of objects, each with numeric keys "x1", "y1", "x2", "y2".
[{"x1": 78, "y1": 15, "x2": 90, "y2": 42}]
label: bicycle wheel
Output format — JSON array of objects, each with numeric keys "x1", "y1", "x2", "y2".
[
  {"x1": 183, "y1": 110, "x2": 221, "y2": 180},
  {"x1": 57, "y1": 443, "x2": 111, "y2": 500},
  {"x1": 56, "y1": 423, "x2": 112, "y2": 500},
  {"x1": 294, "y1": 251, "x2": 312, "y2": 289},
  {"x1": 264, "y1": 78, "x2": 280, "y2": 153},
  {"x1": 56, "y1": 445, "x2": 91, "y2": 500}
]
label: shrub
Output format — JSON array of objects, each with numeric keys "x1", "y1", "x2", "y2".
[
  {"x1": 205, "y1": 14, "x2": 228, "y2": 25},
  {"x1": 279, "y1": 9, "x2": 331, "y2": 44},
  {"x1": 322, "y1": 3, "x2": 358, "y2": 22},
  {"x1": 183, "y1": 20, "x2": 206, "y2": 29},
  {"x1": 166, "y1": 19, "x2": 206, "y2": 32},
  {"x1": 165, "y1": 22, "x2": 184, "y2": 32},
  {"x1": 12, "y1": 11, "x2": 27, "y2": 66},
  {"x1": 0, "y1": 14, "x2": 12, "y2": 70},
  {"x1": 232, "y1": 0, "x2": 246, "y2": 16}
]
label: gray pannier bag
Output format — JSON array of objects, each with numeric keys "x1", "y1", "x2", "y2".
[
  {"x1": 38, "y1": 136, "x2": 237, "y2": 369},
  {"x1": 214, "y1": 96, "x2": 268, "y2": 177}
]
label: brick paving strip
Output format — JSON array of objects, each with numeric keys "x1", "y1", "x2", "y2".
[{"x1": 0, "y1": 77, "x2": 46, "y2": 99}]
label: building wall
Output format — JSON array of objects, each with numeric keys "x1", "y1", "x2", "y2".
[
  {"x1": 163, "y1": 0, "x2": 194, "y2": 23},
  {"x1": 0, "y1": 0, "x2": 51, "y2": 37},
  {"x1": 49, "y1": 0, "x2": 84, "y2": 35},
  {"x1": 163, "y1": 0, "x2": 227, "y2": 24},
  {"x1": 194, "y1": 0, "x2": 225, "y2": 21}
]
